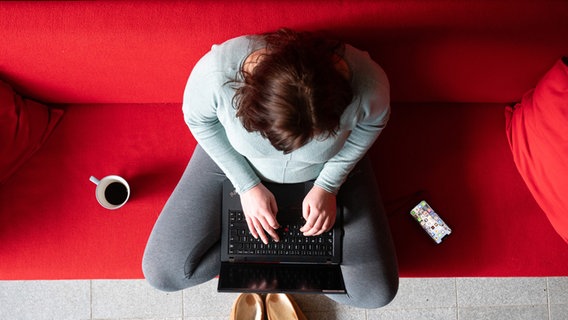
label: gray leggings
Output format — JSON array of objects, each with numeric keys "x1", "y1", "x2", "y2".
[{"x1": 142, "y1": 145, "x2": 398, "y2": 309}]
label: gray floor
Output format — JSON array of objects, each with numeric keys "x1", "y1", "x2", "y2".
[{"x1": 0, "y1": 277, "x2": 567, "y2": 320}]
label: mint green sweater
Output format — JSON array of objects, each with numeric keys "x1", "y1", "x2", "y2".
[{"x1": 183, "y1": 35, "x2": 390, "y2": 194}]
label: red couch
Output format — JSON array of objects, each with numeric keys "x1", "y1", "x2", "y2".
[{"x1": 1, "y1": 1, "x2": 567, "y2": 280}]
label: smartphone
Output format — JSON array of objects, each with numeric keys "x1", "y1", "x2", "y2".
[{"x1": 410, "y1": 200, "x2": 452, "y2": 244}]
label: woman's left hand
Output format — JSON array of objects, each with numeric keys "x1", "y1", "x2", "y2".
[{"x1": 300, "y1": 185, "x2": 337, "y2": 236}]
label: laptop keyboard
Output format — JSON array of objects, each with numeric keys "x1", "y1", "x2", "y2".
[{"x1": 228, "y1": 210, "x2": 334, "y2": 257}]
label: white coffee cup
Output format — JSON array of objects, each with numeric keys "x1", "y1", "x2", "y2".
[{"x1": 89, "y1": 175, "x2": 130, "y2": 210}]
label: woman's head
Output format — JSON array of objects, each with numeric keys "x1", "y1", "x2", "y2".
[{"x1": 234, "y1": 29, "x2": 353, "y2": 153}]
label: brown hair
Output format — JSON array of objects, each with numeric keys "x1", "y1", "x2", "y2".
[{"x1": 233, "y1": 29, "x2": 353, "y2": 153}]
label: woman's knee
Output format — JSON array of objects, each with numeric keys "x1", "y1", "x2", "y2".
[
  {"x1": 359, "y1": 273, "x2": 399, "y2": 309},
  {"x1": 142, "y1": 242, "x2": 220, "y2": 292},
  {"x1": 142, "y1": 253, "x2": 186, "y2": 292},
  {"x1": 373, "y1": 275, "x2": 399, "y2": 308}
]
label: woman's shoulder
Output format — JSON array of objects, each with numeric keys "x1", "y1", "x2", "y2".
[
  {"x1": 344, "y1": 44, "x2": 389, "y2": 89},
  {"x1": 191, "y1": 35, "x2": 262, "y2": 76},
  {"x1": 342, "y1": 45, "x2": 390, "y2": 126},
  {"x1": 211, "y1": 35, "x2": 258, "y2": 56}
]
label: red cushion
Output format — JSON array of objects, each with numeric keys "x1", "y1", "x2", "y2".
[
  {"x1": 505, "y1": 57, "x2": 568, "y2": 243},
  {"x1": 0, "y1": 80, "x2": 63, "y2": 183},
  {"x1": 2, "y1": 1, "x2": 568, "y2": 104}
]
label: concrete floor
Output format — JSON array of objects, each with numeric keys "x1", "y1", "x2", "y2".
[{"x1": 1, "y1": 277, "x2": 567, "y2": 319}]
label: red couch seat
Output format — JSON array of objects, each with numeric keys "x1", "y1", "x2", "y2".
[{"x1": 1, "y1": 1, "x2": 567, "y2": 280}]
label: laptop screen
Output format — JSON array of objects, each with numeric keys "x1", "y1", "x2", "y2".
[{"x1": 218, "y1": 262, "x2": 346, "y2": 294}]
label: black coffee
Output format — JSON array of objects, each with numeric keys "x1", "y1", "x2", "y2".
[{"x1": 104, "y1": 182, "x2": 128, "y2": 205}]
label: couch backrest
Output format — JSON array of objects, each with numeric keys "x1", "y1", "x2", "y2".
[{"x1": 1, "y1": 0, "x2": 567, "y2": 104}]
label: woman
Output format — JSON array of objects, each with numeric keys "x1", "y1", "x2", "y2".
[{"x1": 143, "y1": 29, "x2": 398, "y2": 309}]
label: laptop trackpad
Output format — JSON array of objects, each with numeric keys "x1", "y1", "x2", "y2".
[{"x1": 218, "y1": 262, "x2": 346, "y2": 294}]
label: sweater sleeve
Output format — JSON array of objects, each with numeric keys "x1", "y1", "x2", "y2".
[
  {"x1": 182, "y1": 52, "x2": 260, "y2": 194},
  {"x1": 314, "y1": 63, "x2": 390, "y2": 194}
]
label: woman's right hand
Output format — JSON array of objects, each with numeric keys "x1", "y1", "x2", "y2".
[{"x1": 240, "y1": 183, "x2": 280, "y2": 244}]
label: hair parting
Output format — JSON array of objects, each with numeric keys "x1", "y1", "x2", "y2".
[{"x1": 232, "y1": 28, "x2": 353, "y2": 153}]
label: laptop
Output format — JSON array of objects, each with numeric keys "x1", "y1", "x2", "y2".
[{"x1": 218, "y1": 179, "x2": 346, "y2": 294}]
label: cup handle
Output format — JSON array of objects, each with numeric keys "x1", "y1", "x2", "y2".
[{"x1": 89, "y1": 176, "x2": 100, "y2": 185}]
